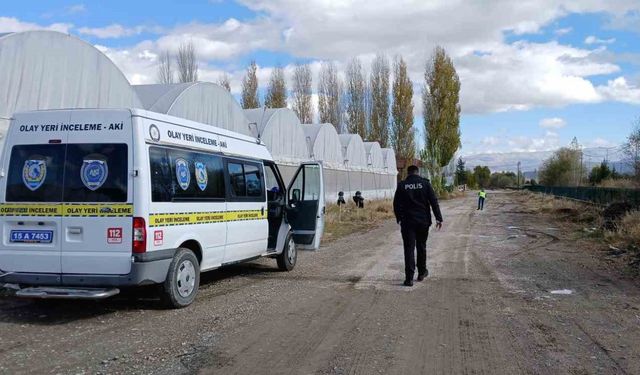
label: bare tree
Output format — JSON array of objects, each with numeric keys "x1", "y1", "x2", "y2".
[
  {"x1": 265, "y1": 66, "x2": 287, "y2": 108},
  {"x1": 157, "y1": 50, "x2": 174, "y2": 84},
  {"x1": 217, "y1": 73, "x2": 231, "y2": 92},
  {"x1": 176, "y1": 41, "x2": 199, "y2": 83},
  {"x1": 391, "y1": 56, "x2": 415, "y2": 177},
  {"x1": 291, "y1": 63, "x2": 313, "y2": 123},
  {"x1": 345, "y1": 57, "x2": 367, "y2": 138},
  {"x1": 318, "y1": 61, "x2": 342, "y2": 132},
  {"x1": 241, "y1": 61, "x2": 260, "y2": 109},
  {"x1": 623, "y1": 117, "x2": 640, "y2": 181},
  {"x1": 369, "y1": 54, "x2": 390, "y2": 147}
]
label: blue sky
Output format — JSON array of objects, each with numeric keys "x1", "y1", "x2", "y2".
[{"x1": 2, "y1": 1, "x2": 639, "y2": 157}]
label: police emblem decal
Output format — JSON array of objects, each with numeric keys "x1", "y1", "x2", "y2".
[
  {"x1": 175, "y1": 158, "x2": 190, "y2": 190},
  {"x1": 195, "y1": 162, "x2": 208, "y2": 191},
  {"x1": 22, "y1": 159, "x2": 47, "y2": 191},
  {"x1": 81, "y1": 159, "x2": 109, "y2": 191}
]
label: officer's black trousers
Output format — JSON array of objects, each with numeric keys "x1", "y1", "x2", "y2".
[{"x1": 400, "y1": 221, "x2": 429, "y2": 280}]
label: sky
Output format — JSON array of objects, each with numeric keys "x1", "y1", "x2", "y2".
[{"x1": 1, "y1": 0, "x2": 639, "y2": 157}]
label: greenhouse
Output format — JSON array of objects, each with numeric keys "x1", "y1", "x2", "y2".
[
  {"x1": 0, "y1": 31, "x2": 397, "y2": 202},
  {"x1": 0, "y1": 30, "x2": 142, "y2": 154},
  {"x1": 134, "y1": 82, "x2": 251, "y2": 136}
]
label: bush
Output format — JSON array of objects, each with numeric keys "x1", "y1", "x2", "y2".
[{"x1": 539, "y1": 147, "x2": 582, "y2": 186}]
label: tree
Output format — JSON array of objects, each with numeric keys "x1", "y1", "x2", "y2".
[
  {"x1": 217, "y1": 73, "x2": 231, "y2": 92},
  {"x1": 589, "y1": 160, "x2": 612, "y2": 185},
  {"x1": 623, "y1": 118, "x2": 640, "y2": 181},
  {"x1": 455, "y1": 157, "x2": 466, "y2": 186},
  {"x1": 264, "y1": 66, "x2": 287, "y2": 108},
  {"x1": 473, "y1": 166, "x2": 491, "y2": 188},
  {"x1": 391, "y1": 56, "x2": 415, "y2": 177},
  {"x1": 157, "y1": 50, "x2": 174, "y2": 84},
  {"x1": 490, "y1": 172, "x2": 516, "y2": 189},
  {"x1": 465, "y1": 169, "x2": 477, "y2": 188},
  {"x1": 369, "y1": 54, "x2": 390, "y2": 147},
  {"x1": 291, "y1": 63, "x2": 313, "y2": 123},
  {"x1": 176, "y1": 41, "x2": 198, "y2": 83},
  {"x1": 345, "y1": 57, "x2": 367, "y2": 138},
  {"x1": 318, "y1": 61, "x2": 342, "y2": 131},
  {"x1": 539, "y1": 147, "x2": 582, "y2": 186},
  {"x1": 422, "y1": 46, "x2": 461, "y2": 194},
  {"x1": 241, "y1": 61, "x2": 260, "y2": 109}
]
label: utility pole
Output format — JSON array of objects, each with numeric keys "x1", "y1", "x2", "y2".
[{"x1": 517, "y1": 161, "x2": 521, "y2": 189}]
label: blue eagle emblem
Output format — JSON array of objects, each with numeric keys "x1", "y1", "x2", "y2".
[
  {"x1": 22, "y1": 159, "x2": 47, "y2": 191},
  {"x1": 175, "y1": 158, "x2": 190, "y2": 191},
  {"x1": 195, "y1": 162, "x2": 208, "y2": 191},
  {"x1": 81, "y1": 159, "x2": 109, "y2": 191}
]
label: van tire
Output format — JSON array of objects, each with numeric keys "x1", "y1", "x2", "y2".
[
  {"x1": 162, "y1": 248, "x2": 200, "y2": 308},
  {"x1": 276, "y1": 233, "x2": 296, "y2": 271}
]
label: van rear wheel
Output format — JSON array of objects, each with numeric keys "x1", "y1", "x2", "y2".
[
  {"x1": 276, "y1": 233, "x2": 296, "y2": 271},
  {"x1": 162, "y1": 248, "x2": 200, "y2": 308}
]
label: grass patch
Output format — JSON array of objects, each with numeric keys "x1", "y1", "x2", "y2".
[{"x1": 323, "y1": 200, "x2": 396, "y2": 243}]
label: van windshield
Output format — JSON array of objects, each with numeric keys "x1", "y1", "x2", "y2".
[{"x1": 6, "y1": 143, "x2": 128, "y2": 203}]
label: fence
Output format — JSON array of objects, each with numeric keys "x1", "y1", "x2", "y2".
[{"x1": 525, "y1": 185, "x2": 640, "y2": 207}]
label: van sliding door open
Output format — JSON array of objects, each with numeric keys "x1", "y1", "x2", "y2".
[{"x1": 287, "y1": 162, "x2": 324, "y2": 250}]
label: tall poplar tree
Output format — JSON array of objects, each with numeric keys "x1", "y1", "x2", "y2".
[
  {"x1": 292, "y1": 63, "x2": 313, "y2": 123},
  {"x1": 345, "y1": 57, "x2": 367, "y2": 138},
  {"x1": 264, "y1": 66, "x2": 287, "y2": 108},
  {"x1": 318, "y1": 61, "x2": 342, "y2": 132},
  {"x1": 241, "y1": 60, "x2": 260, "y2": 109},
  {"x1": 422, "y1": 46, "x2": 461, "y2": 191},
  {"x1": 391, "y1": 56, "x2": 415, "y2": 177},
  {"x1": 369, "y1": 53, "x2": 390, "y2": 147}
]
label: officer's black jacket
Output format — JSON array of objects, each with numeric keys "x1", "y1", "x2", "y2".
[{"x1": 393, "y1": 174, "x2": 443, "y2": 226}]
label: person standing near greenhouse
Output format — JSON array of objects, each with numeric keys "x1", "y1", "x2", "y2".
[
  {"x1": 393, "y1": 165, "x2": 443, "y2": 287},
  {"x1": 478, "y1": 189, "x2": 487, "y2": 210}
]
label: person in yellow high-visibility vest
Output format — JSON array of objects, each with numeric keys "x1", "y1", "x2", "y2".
[{"x1": 478, "y1": 189, "x2": 486, "y2": 210}]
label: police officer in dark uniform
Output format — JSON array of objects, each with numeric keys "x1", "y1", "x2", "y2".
[{"x1": 393, "y1": 165, "x2": 443, "y2": 286}]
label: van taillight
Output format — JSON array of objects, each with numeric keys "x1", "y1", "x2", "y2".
[{"x1": 132, "y1": 217, "x2": 146, "y2": 253}]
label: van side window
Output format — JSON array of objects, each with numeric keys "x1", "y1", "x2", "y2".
[
  {"x1": 149, "y1": 146, "x2": 225, "y2": 202},
  {"x1": 226, "y1": 161, "x2": 264, "y2": 200}
]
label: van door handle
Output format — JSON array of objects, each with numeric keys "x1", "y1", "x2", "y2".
[
  {"x1": 68, "y1": 227, "x2": 82, "y2": 235},
  {"x1": 261, "y1": 207, "x2": 265, "y2": 216}
]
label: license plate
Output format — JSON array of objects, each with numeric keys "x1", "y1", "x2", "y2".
[{"x1": 10, "y1": 230, "x2": 53, "y2": 244}]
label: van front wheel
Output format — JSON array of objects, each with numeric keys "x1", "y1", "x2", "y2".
[
  {"x1": 162, "y1": 248, "x2": 200, "y2": 308},
  {"x1": 276, "y1": 233, "x2": 296, "y2": 271}
]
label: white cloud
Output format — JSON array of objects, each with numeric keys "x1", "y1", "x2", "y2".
[
  {"x1": 78, "y1": 24, "x2": 151, "y2": 39},
  {"x1": 554, "y1": 27, "x2": 572, "y2": 36},
  {"x1": 0, "y1": 16, "x2": 72, "y2": 34},
  {"x1": 66, "y1": 4, "x2": 87, "y2": 15},
  {"x1": 597, "y1": 76, "x2": 640, "y2": 104},
  {"x1": 507, "y1": 131, "x2": 561, "y2": 152},
  {"x1": 584, "y1": 35, "x2": 615, "y2": 44},
  {"x1": 539, "y1": 117, "x2": 566, "y2": 128}
]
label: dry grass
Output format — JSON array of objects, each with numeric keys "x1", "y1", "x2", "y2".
[
  {"x1": 607, "y1": 210, "x2": 640, "y2": 248},
  {"x1": 599, "y1": 178, "x2": 638, "y2": 189},
  {"x1": 520, "y1": 191, "x2": 601, "y2": 225},
  {"x1": 323, "y1": 199, "x2": 396, "y2": 243}
]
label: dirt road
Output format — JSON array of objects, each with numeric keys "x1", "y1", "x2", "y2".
[{"x1": 1, "y1": 191, "x2": 639, "y2": 374}]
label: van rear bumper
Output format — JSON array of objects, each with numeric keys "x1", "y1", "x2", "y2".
[{"x1": 1, "y1": 258, "x2": 172, "y2": 287}]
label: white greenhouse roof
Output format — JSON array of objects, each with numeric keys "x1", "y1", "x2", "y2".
[
  {"x1": 244, "y1": 107, "x2": 309, "y2": 163},
  {"x1": 364, "y1": 142, "x2": 385, "y2": 170},
  {"x1": 0, "y1": 31, "x2": 142, "y2": 153},
  {"x1": 303, "y1": 123, "x2": 344, "y2": 168},
  {"x1": 338, "y1": 134, "x2": 368, "y2": 168},
  {"x1": 134, "y1": 82, "x2": 251, "y2": 136},
  {"x1": 381, "y1": 148, "x2": 398, "y2": 172}
]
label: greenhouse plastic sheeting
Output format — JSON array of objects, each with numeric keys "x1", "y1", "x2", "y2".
[
  {"x1": 134, "y1": 82, "x2": 251, "y2": 136},
  {"x1": 0, "y1": 31, "x2": 142, "y2": 154},
  {"x1": 244, "y1": 108, "x2": 309, "y2": 163}
]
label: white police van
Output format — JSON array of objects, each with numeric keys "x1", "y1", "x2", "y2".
[{"x1": 0, "y1": 108, "x2": 324, "y2": 307}]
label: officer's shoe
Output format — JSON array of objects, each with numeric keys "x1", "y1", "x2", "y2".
[
  {"x1": 403, "y1": 279, "x2": 414, "y2": 287},
  {"x1": 417, "y1": 269, "x2": 429, "y2": 282}
]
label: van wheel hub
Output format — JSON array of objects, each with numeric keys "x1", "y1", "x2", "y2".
[
  {"x1": 287, "y1": 239, "x2": 296, "y2": 265},
  {"x1": 176, "y1": 259, "x2": 196, "y2": 298}
]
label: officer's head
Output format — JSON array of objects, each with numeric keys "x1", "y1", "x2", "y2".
[{"x1": 407, "y1": 165, "x2": 419, "y2": 175}]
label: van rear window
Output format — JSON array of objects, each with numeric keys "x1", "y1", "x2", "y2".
[{"x1": 5, "y1": 143, "x2": 128, "y2": 202}]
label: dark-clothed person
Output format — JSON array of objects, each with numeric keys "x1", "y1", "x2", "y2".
[{"x1": 393, "y1": 165, "x2": 443, "y2": 286}]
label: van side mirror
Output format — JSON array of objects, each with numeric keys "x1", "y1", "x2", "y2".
[{"x1": 291, "y1": 188, "x2": 301, "y2": 202}]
